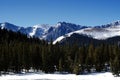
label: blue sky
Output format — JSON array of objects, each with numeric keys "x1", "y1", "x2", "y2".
[{"x1": 0, "y1": 0, "x2": 120, "y2": 27}]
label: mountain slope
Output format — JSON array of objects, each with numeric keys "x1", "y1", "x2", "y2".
[
  {"x1": 53, "y1": 21, "x2": 120, "y2": 44},
  {"x1": 0, "y1": 22, "x2": 20, "y2": 32}
]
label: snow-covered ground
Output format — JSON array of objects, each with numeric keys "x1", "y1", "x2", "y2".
[{"x1": 0, "y1": 72, "x2": 119, "y2": 80}]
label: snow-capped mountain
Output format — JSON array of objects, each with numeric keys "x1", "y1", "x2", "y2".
[
  {"x1": 53, "y1": 21, "x2": 120, "y2": 44},
  {"x1": 0, "y1": 22, "x2": 51, "y2": 39},
  {"x1": 1, "y1": 21, "x2": 120, "y2": 44},
  {"x1": 45, "y1": 22, "x2": 88, "y2": 40},
  {"x1": 0, "y1": 22, "x2": 87, "y2": 41}
]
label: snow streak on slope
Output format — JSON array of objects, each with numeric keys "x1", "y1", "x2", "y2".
[
  {"x1": 29, "y1": 25, "x2": 37, "y2": 36},
  {"x1": 53, "y1": 36, "x2": 65, "y2": 44},
  {"x1": 0, "y1": 72, "x2": 119, "y2": 80}
]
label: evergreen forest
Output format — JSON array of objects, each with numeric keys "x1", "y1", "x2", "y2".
[{"x1": 0, "y1": 28, "x2": 120, "y2": 76}]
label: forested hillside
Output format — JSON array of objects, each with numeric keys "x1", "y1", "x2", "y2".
[{"x1": 0, "y1": 28, "x2": 120, "y2": 76}]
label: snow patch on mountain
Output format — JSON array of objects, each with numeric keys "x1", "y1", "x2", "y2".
[
  {"x1": 1, "y1": 23, "x2": 6, "y2": 29},
  {"x1": 55, "y1": 22, "x2": 61, "y2": 28},
  {"x1": 29, "y1": 26, "x2": 37, "y2": 37}
]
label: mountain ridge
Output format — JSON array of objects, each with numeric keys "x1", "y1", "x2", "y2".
[{"x1": 0, "y1": 21, "x2": 120, "y2": 43}]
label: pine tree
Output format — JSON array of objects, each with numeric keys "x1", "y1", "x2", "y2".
[
  {"x1": 73, "y1": 63, "x2": 80, "y2": 75},
  {"x1": 78, "y1": 46, "x2": 86, "y2": 73},
  {"x1": 58, "y1": 58, "x2": 63, "y2": 72},
  {"x1": 86, "y1": 44, "x2": 94, "y2": 72},
  {"x1": 112, "y1": 56, "x2": 120, "y2": 76}
]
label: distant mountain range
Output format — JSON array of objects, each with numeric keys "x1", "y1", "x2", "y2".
[{"x1": 0, "y1": 21, "x2": 120, "y2": 44}]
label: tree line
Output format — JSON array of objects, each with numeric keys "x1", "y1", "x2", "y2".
[{"x1": 0, "y1": 28, "x2": 120, "y2": 76}]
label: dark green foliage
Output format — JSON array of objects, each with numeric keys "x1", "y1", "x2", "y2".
[
  {"x1": 110, "y1": 46, "x2": 120, "y2": 76},
  {"x1": 0, "y1": 28, "x2": 120, "y2": 76}
]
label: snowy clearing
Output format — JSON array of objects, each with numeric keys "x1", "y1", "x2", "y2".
[{"x1": 0, "y1": 72, "x2": 120, "y2": 80}]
